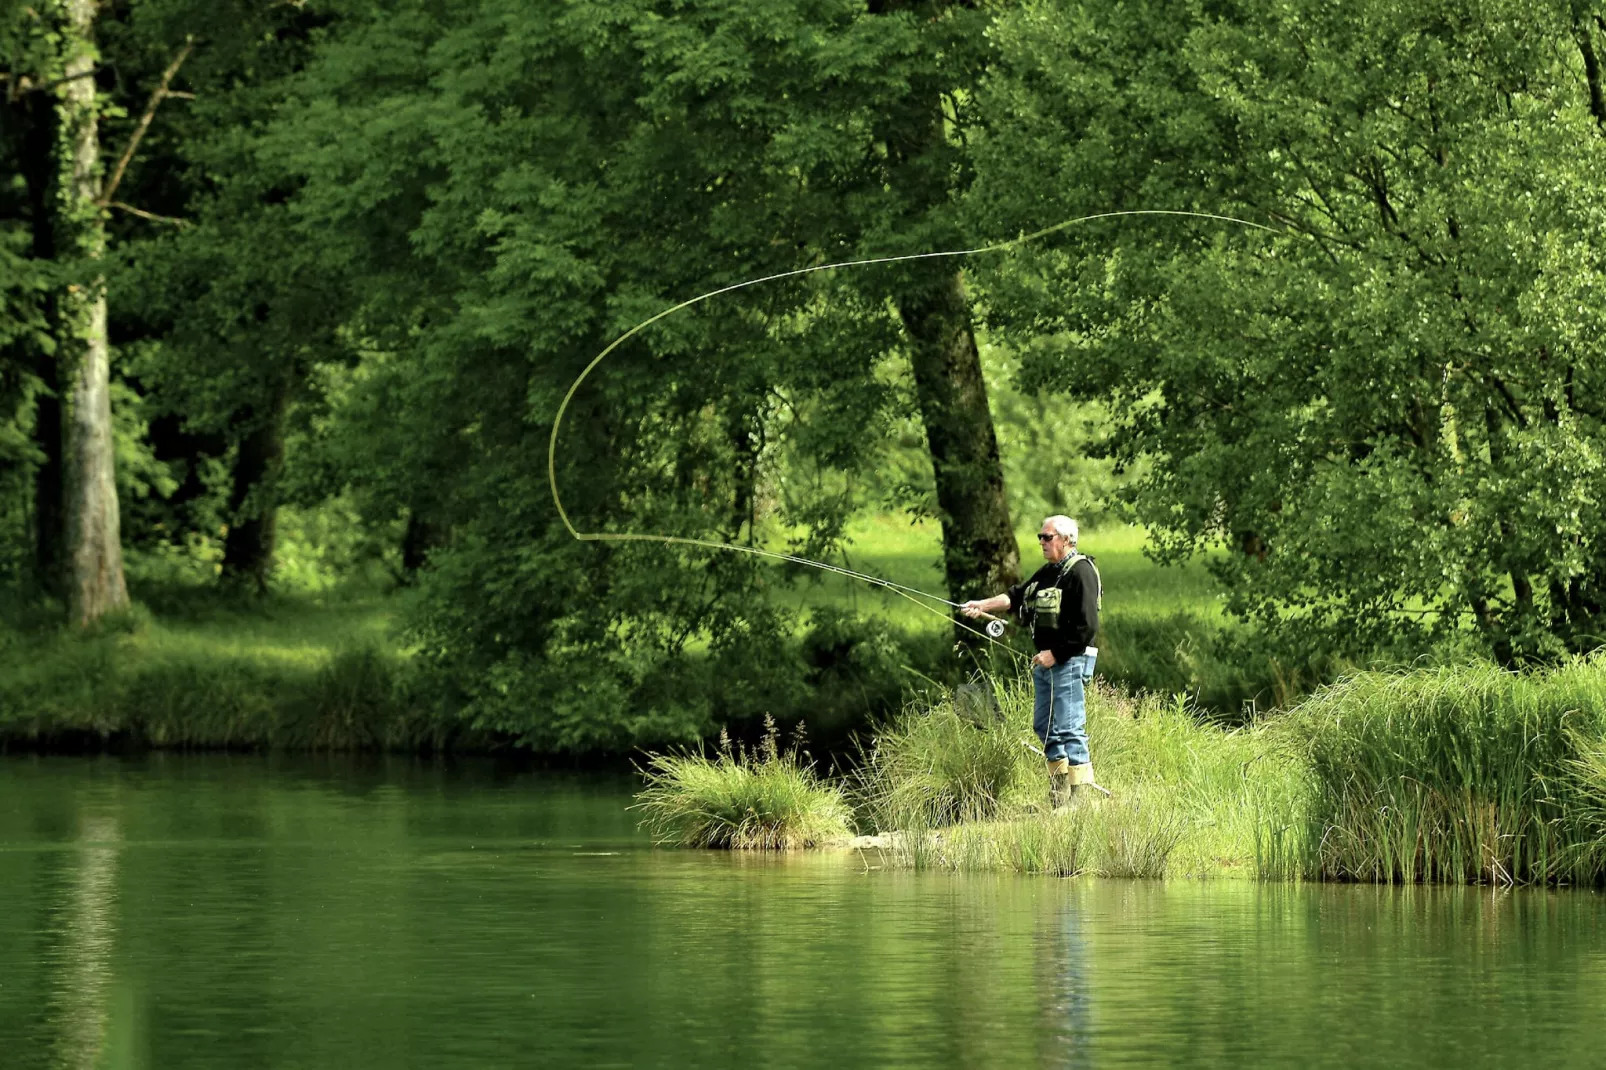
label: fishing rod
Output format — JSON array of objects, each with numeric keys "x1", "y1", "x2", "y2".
[{"x1": 547, "y1": 209, "x2": 1283, "y2": 649}]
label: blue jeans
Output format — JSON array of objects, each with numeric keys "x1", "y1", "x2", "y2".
[{"x1": 1033, "y1": 652, "x2": 1096, "y2": 765}]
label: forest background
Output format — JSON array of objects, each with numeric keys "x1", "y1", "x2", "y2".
[{"x1": 2, "y1": 0, "x2": 1603, "y2": 755}]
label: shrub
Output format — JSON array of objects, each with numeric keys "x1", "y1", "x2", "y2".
[{"x1": 634, "y1": 717, "x2": 854, "y2": 849}]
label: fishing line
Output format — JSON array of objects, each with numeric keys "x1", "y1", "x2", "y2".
[{"x1": 547, "y1": 209, "x2": 1282, "y2": 653}]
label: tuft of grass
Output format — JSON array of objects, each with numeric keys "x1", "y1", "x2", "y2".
[
  {"x1": 634, "y1": 717, "x2": 854, "y2": 849},
  {"x1": 1282, "y1": 657, "x2": 1606, "y2": 886},
  {"x1": 1094, "y1": 790, "x2": 1189, "y2": 879},
  {"x1": 854, "y1": 677, "x2": 1040, "y2": 830},
  {"x1": 896, "y1": 811, "x2": 1089, "y2": 876}
]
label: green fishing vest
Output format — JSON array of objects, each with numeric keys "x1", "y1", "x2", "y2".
[{"x1": 1021, "y1": 553, "x2": 1102, "y2": 632}]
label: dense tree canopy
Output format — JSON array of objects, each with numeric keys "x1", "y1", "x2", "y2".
[
  {"x1": 972, "y1": 0, "x2": 1606, "y2": 663},
  {"x1": 4, "y1": 0, "x2": 1604, "y2": 749}
]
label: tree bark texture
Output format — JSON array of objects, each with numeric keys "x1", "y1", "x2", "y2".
[
  {"x1": 221, "y1": 391, "x2": 289, "y2": 592},
  {"x1": 56, "y1": 0, "x2": 129, "y2": 625},
  {"x1": 897, "y1": 272, "x2": 1020, "y2": 608}
]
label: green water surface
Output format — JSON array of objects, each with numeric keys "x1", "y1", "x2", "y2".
[{"x1": 3, "y1": 755, "x2": 1604, "y2": 1068}]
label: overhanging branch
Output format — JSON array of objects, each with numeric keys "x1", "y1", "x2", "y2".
[
  {"x1": 106, "y1": 200, "x2": 189, "y2": 227},
  {"x1": 98, "y1": 37, "x2": 194, "y2": 206}
]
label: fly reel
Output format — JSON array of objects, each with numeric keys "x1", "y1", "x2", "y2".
[{"x1": 985, "y1": 618, "x2": 1007, "y2": 639}]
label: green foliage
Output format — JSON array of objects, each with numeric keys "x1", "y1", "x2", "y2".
[
  {"x1": 1283, "y1": 657, "x2": 1606, "y2": 885},
  {"x1": 972, "y1": 0, "x2": 1606, "y2": 666},
  {"x1": 8, "y1": 0, "x2": 1606, "y2": 753},
  {"x1": 633, "y1": 717, "x2": 854, "y2": 849}
]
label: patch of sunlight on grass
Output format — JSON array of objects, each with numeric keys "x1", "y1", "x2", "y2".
[
  {"x1": 766, "y1": 515, "x2": 1227, "y2": 634},
  {"x1": 99, "y1": 594, "x2": 400, "y2": 673}
]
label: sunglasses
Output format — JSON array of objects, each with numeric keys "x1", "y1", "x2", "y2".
[{"x1": 1036, "y1": 533, "x2": 1059, "y2": 543}]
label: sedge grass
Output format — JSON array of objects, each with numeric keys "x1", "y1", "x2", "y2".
[
  {"x1": 861, "y1": 674, "x2": 1311, "y2": 879},
  {"x1": 1282, "y1": 657, "x2": 1606, "y2": 886},
  {"x1": 854, "y1": 677, "x2": 1041, "y2": 831},
  {"x1": 634, "y1": 717, "x2": 854, "y2": 849}
]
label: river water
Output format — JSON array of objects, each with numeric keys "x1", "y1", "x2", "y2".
[{"x1": 2, "y1": 755, "x2": 1604, "y2": 1069}]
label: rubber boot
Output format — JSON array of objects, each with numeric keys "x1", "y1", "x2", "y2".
[
  {"x1": 1047, "y1": 758, "x2": 1072, "y2": 811},
  {"x1": 1065, "y1": 763, "x2": 1100, "y2": 807}
]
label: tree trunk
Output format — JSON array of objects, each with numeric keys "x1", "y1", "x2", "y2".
[
  {"x1": 866, "y1": 0, "x2": 1020, "y2": 622},
  {"x1": 56, "y1": 0, "x2": 129, "y2": 625},
  {"x1": 401, "y1": 508, "x2": 444, "y2": 578},
  {"x1": 897, "y1": 271, "x2": 1020, "y2": 610},
  {"x1": 221, "y1": 391, "x2": 289, "y2": 592},
  {"x1": 1578, "y1": 13, "x2": 1606, "y2": 130}
]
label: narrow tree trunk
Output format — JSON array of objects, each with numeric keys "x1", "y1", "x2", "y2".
[
  {"x1": 1578, "y1": 14, "x2": 1606, "y2": 130},
  {"x1": 864, "y1": 0, "x2": 1020, "y2": 620},
  {"x1": 221, "y1": 391, "x2": 288, "y2": 592},
  {"x1": 400, "y1": 510, "x2": 439, "y2": 577},
  {"x1": 56, "y1": 0, "x2": 129, "y2": 625},
  {"x1": 897, "y1": 271, "x2": 1020, "y2": 610}
]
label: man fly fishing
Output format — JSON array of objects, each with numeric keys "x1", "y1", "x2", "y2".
[{"x1": 962, "y1": 515, "x2": 1101, "y2": 809}]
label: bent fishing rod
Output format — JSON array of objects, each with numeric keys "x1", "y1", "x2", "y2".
[{"x1": 547, "y1": 209, "x2": 1282, "y2": 648}]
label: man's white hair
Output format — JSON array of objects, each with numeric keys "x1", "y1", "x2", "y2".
[{"x1": 1043, "y1": 514, "x2": 1078, "y2": 546}]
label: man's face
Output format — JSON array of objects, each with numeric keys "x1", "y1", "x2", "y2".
[{"x1": 1038, "y1": 526, "x2": 1069, "y2": 563}]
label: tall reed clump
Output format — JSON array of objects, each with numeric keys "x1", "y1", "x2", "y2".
[
  {"x1": 634, "y1": 717, "x2": 853, "y2": 849},
  {"x1": 867, "y1": 677, "x2": 1310, "y2": 879},
  {"x1": 1283, "y1": 656, "x2": 1606, "y2": 885},
  {"x1": 854, "y1": 677, "x2": 1040, "y2": 831}
]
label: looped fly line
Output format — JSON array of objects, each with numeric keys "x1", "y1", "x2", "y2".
[{"x1": 547, "y1": 209, "x2": 1282, "y2": 651}]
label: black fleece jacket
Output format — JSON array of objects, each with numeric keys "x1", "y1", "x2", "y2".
[{"x1": 1007, "y1": 555, "x2": 1099, "y2": 663}]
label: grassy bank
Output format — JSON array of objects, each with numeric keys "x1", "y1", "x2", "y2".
[
  {"x1": 636, "y1": 657, "x2": 1606, "y2": 887},
  {"x1": 1288, "y1": 661, "x2": 1606, "y2": 885},
  {"x1": 0, "y1": 588, "x2": 466, "y2": 751}
]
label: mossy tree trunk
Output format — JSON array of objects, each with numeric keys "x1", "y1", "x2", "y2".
[
  {"x1": 897, "y1": 273, "x2": 1020, "y2": 608},
  {"x1": 869, "y1": 0, "x2": 1020, "y2": 620},
  {"x1": 55, "y1": 0, "x2": 129, "y2": 625}
]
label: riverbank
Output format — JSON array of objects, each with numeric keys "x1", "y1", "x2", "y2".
[
  {"x1": 637, "y1": 659, "x2": 1606, "y2": 887},
  {"x1": 0, "y1": 588, "x2": 468, "y2": 752}
]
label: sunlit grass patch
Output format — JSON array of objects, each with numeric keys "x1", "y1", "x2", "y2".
[
  {"x1": 0, "y1": 587, "x2": 455, "y2": 751},
  {"x1": 634, "y1": 718, "x2": 854, "y2": 849},
  {"x1": 892, "y1": 792, "x2": 1189, "y2": 879}
]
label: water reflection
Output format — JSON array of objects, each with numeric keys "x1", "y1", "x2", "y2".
[
  {"x1": 46, "y1": 813, "x2": 124, "y2": 1070},
  {"x1": 1040, "y1": 890, "x2": 1092, "y2": 1069},
  {"x1": 2, "y1": 756, "x2": 1605, "y2": 1069}
]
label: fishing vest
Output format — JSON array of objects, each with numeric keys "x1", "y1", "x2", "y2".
[{"x1": 1020, "y1": 553, "x2": 1102, "y2": 632}]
